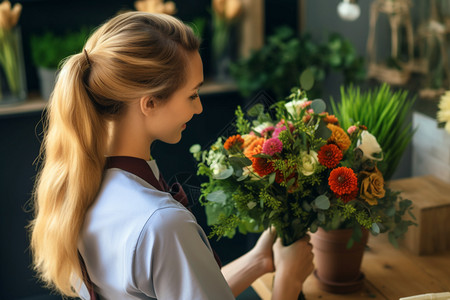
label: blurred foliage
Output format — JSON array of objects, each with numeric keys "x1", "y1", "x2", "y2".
[
  {"x1": 230, "y1": 26, "x2": 366, "y2": 100},
  {"x1": 30, "y1": 27, "x2": 92, "y2": 69}
]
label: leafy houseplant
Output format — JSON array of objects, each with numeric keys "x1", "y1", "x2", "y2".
[
  {"x1": 331, "y1": 83, "x2": 415, "y2": 181},
  {"x1": 30, "y1": 27, "x2": 91, "y2": 99},
  {"x1": 229, "y1": 26, "x2": 366, "y2": 100}
]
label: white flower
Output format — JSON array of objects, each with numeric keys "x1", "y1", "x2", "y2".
[
  {"x1": 253, "y1": 122, "x2": 274, "y2": 134},
  {"x1": 299, "y1": 150, "x2": 318, "y2": 176},
  {"x1": 437, "y1": 91, "x2": 450, "y2": 134},
  {"x1": 285, "y1": 98, "x2": 308, "y2": 116},
  {"x1": 210, "y1": 161, "x2": 228, "y2": 176},
  {"x1": 357, "y1": 131, "x2": 383, "y2": 161}
]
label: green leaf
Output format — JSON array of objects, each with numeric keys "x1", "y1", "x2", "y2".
[
  {"x1": 300, "y1": 68, "x2": 315, "y2": 91},
  {"x1": 313, "y1": 195, "x2": 330, "y2": 210},
  {"x1": 286, "y1": 177, "x2": 296, "y2": 188},
  {"x1": 388, "y1": 231, "x2": 399, "y2": 248},
  {"x1": 316, "y1": 120, "x2": 332, "y2": 140},
  {"x1": 311, "y1": 99, "x2": 326, "y2": 114},
  {"x1": 206, "y1": 190, "x2": 227, "y2": 204},
  {"x1": 371, "y1": 223, "x2": 380, "y2": 235},
  {"x1": 229, "y1": 156, "x2": 253, "y2": 168},
  {"x1": 268, "y1": 172, "x2": 276, "y2": 185},
  {"x1": 213, "y1": 167, "x2": 234, "y2": 180},
  {"x1": 247, "y1": 104, "x2": 265, "y2": 117},
  {"x1": 310, "y1": 221, "x2": 318, "y2": 233}
]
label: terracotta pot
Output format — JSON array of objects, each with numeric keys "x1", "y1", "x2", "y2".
[{"x1": 310, "y1": 227, "x2": 369, "y2": 294}]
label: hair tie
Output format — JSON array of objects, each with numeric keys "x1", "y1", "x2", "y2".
[{"x1": 84, "y1": 49, "x2": 91, "y2": 67}]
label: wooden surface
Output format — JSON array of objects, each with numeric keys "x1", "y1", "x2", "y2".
[
  {"x1": 388, "y1": 175, "x2": 450, "y2": 255},
  {"x1": 251, "y1": 234, "x2": 450, "y2": 300}
]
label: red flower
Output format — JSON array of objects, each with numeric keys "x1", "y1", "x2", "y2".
[
  {"x1": 224, "y1": 134, "x2": 245, "y2": 151},
  {"x1": 318, "y1": 144, "x2": 343, "y2": 168},
  {"x1": 253, "y1": 156, "x2": 275, "y2": 177},
  {"x1": 246, "y1": 143, "x2": 274, "y2": 177},
  {"x1": 338, "y1": 188, "x2": 359, "y2": 203},
  {"x1": 329, "y1": 167, "x2": 358, "y2": 196}
]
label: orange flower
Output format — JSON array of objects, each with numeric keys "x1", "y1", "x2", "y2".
[
  {"x1": 327, "y1": 124, "x2": 351, "y2": 152},
  {"x1": 244, "y1": 137, "x2": 265, "y2": 160},
  {"x1": 329, "y1": 167, "x2": 358, "y2": 196},
  {"x1": 324, "y1": 114, "x2": 339, "y2": 124},
  {"x1": 224, "y1": 134, "x2": 244, "y2": 151},
  {"x1": 318, "y1": 144, "x2": 343, "y2": 168},
  {"x1": 242, "y1": 134, "x2": 258, "y2": 148}
]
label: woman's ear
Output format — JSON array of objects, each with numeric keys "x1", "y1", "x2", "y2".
[{"x1": 139, "y1": 96, "x2": 155, "y2": 116}]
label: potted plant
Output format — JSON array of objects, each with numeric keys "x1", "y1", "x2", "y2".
[{"x1": 30, "y1": 27, "x2": 91, "y2": 100}]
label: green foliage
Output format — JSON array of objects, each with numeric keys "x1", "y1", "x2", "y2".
[
  {"x1": 331, "y1": 84, "x2": 416, "y2": 180},
  {"x1": 30, "y1": 27, "x2": 92, "y2": 69},
  {"x1": 230, "y1": 27, "x2": 365, "y2": 99}
]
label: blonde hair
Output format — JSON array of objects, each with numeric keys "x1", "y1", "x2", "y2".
[{"x1": 29, "y1": 12, "x2": 200, "y2": 297}]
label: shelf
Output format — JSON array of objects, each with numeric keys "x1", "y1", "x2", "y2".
[{"x1": 0, "y1": 81, "x2": 238, "y2": 118}]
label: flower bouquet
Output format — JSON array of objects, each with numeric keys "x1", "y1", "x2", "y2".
[{"x1": 191, "y1": 88, "x2": 415, "y2": 249}]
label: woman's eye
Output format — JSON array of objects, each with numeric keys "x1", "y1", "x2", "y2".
[{"x1": 189, "y1": 92, "x2": 199, "y2": 100}]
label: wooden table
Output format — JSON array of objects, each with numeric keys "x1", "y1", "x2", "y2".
[{"x1": 251, "y1": 234, "x2": 450, "y2": 300}]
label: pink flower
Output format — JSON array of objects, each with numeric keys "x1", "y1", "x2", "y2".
[
  {"x1": 261, "y1": 126, "x2": 275, "y2": 137},
  {"x1": 347, "y1": 125, "x2": 357, "y2": 135},
  {"x1": 301, "y1": 101, "x2": 312, "y2": 108},
  {"x1": 307, "y1": 109, "x2": 314, "y2": 114},
  {"x1": 272, "y1": 126, "x2": 286, "y2": 139},
  {"x1": 262, "y1": 138, "x2": 283, "y2": 156}
]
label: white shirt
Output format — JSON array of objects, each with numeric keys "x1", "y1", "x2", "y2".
[{"x1": 78, "y1": 161, "x2": 234, "y2": 299}]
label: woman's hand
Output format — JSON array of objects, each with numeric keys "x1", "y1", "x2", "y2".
[
  {"x1": 272, "y1": 235, "x2": 314, "y2": 300},
  {"x1": 248, "y1": 228, "x2": 277, "y2": 274}
]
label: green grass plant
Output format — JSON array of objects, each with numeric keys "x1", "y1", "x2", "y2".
[{"x1": 331, "y1": 83, "x2": 415, "y2": 180}]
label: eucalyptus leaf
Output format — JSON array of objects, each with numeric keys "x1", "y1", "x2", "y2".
[
  {"x1": 372, "y1": 223, "x2": 380, "y2": 235},
  {"x1": 316, "y1": 120, "x2": 332, "y2": 140},
  {"x1": 213, "y1": 167, "x2": 234, "y2": 180},
  {"x1": 311, "y1": 99, "x2": 326, "y2": 114},
  {"x1": 314, "y1": 195, "x2": 330, "y2": 210},
  {"x1": 229, "y1": 156, "x2": 252, "y2": 168},
  {"x1": 206, "y1": 190, "x2": 227, "y2": 204}
]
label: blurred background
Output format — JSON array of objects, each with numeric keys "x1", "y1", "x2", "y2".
[{"x1": 1, "y1": 0, "x2": 449, "y2": 299}]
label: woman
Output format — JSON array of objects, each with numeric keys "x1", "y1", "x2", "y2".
[{"x1": 29, "y1": 11, "x2": 313, "y2": 299}]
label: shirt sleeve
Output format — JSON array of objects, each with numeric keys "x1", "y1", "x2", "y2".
[{"x1": 133, "y1": 206, "x2": 235, "y2": 300}]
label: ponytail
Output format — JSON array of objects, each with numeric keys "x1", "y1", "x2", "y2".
[{"x1": 30, "y1": 53, "x2": 108, "y2": 296}]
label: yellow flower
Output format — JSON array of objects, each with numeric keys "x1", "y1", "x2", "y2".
[
  {"x1": 212, "y1": 0, "x2": 242, "y2": 21},
  {"x1": 437, "y1": 91, "x2": 450, "y2": 134},
  {"x1": 134, "y1": 0, "x2": 177, "y2": 15},
  {"x1": 0, "y1": 0, "x2": 22, "y2": 30}
]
